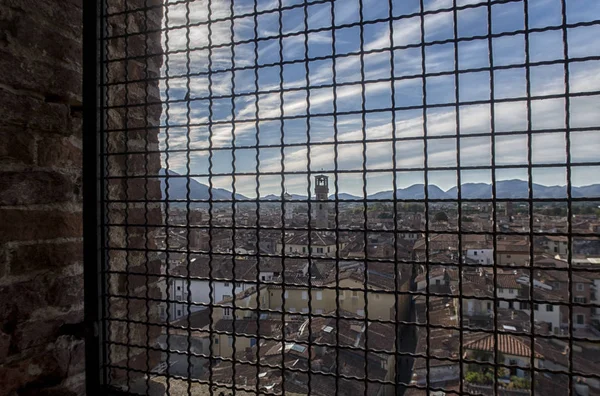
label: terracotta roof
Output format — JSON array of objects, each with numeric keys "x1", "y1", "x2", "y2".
[
  {"x1": 532, "y1": 285, "x2": 564, "y2": 301},
  {"x1": 533, "y1": 254, "x2": 568, "y2": 268},
  {"x1": 534, "y1": 268, "x2": 592, "y2": 284},
  {"x1": 544, "y1": 235, "x2": 569, "y2": 242},
  {"x1": 413, "y1": 233, "x2": 459, "y2": 252},
  {"x1": 460, "y1": 273, "x2": 493, "y2": 298},
  {"x1": 496, "y1": 273, "x2": 521, "y2": 289},
  {"x1": 206, "y1": 312, "x2": 391, "y2": 396},
  {"x1": 413, "y1": 295, "x2": 462, "y2": 368},
  {"x1": 464, "y1": 333, "x2": 543, "y2": 359},
  {"x1": 414, "y1": 265, "x2": 457, "y2": 284},
  {"x1": 213, "y1": 318, "x2": 278, "y2": 337},
  {"x1": 283, "y1": 231, "x2": 337, "y2": 246},
  {"x1": 171, "y1": 255, "x2": 259, "y2": 281},
  {"x1": 496, "y1": 236, "x2": 531, "y2": 253}
]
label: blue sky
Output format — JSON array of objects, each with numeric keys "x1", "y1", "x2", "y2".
[{"x1": 157, "y1": 0, "x2": 600, "y2": 197}]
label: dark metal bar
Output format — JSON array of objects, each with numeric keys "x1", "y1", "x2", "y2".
[{"x1": 83, "y1": 0, "x2": 104, "y2": 394}]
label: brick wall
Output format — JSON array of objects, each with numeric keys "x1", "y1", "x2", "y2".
[
  {"x1": 0, "y1": 0, "x2": 164, "y2": 394},
  {"x1": 103, "y1": 0, "x2": 165, "y2": 391},
  {"x1": 0, "y1": 0, "x2": 85, "y2": 394}
]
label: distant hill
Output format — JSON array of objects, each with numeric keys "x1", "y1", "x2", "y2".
[
  {"x1": 159, "y1": 169, "x2": 248, "y2": 201},
  {"x1": 447, "y1": 183, "x2": 491, "y2": 199},
  {"x1": 573, "y1": 184, "x2": 600, "y2": 198},
  {"x1": 369, "y1": 185, "x2": 451, "y2": 200},
  {"x1": 330, "y1": 193, "x2": 361, "y2": 200},
  {"x1": 447, "y1": 179, "x2": 597, "y2": 199},
  {"x1": 160, "y1": 170, "x2": 600, "y2": 201}
]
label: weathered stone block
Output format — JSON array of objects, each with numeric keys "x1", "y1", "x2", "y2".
[
  {"x1": 46, "y1": 275, "x2": 84, "y2": 308},
  {"x1": 0, "y1": 330, "x2": 10, "y2": 364},
  {"x1": 37, "y1": 136, "x2": 82, "y2": 168},
  {"x1": 12, "y1": 318, "x2": 66, "y2": 352},
  {"x1": 9, "y1": 306, "x2": 82, "y2": 356},
  {"x1": 0, "y1": 352, "x2": 53, "y2": 394},
  {"x1": 0, "y1": 89, "x2": 70, "y2": 134},
  {"x1": 0, "y1": 127, "x2": 36, "y2": 166},
  {"x1": 18, "y1": 384, "x2": 79, "y2": 396},
  {"x1": 0, "y1": 171, "x2": 77, "y2": 206},
  {"x1": 8, "y1": 240, "x2": 82, "y2": 275},
  {"x1": 0, "y1": 0, "x2": 164, "y2": 393},
  {"x1": 0, "y1": 5, "x2": 81, "y2": 70},
  {"x1": 0, "y1": 246, "x2": 7, "y2": 278},
  {"x1": 54, "y1": 335, "x2": 85, "y2": 378},
  {"x1": 0, "y1": 281, "x2": 46, "y2": 331},
  {"x1": 0, "y1": 209, "x2": 82, "y2": 243},
  {"x1": 0, "y1": 49, "x2": 81, "y2": 105},
  {"x1": 2, "y1": 0, "x2": 82, "y2": 40}
]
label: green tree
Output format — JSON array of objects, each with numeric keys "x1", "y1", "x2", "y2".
[
  {"x1": 498, "y1": 367, "x2": 510, "y2": 378},
  {"x1": 483, "y1": 370, "x2": 495, "y2": 385},
  {"x1": 465, "y1": 371, "x2": 486, "y2": 385},
  {"x1": 508, "y1": 376, "x2": 531, "y2": 389}
]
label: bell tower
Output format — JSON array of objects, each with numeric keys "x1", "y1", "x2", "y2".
[
  {"x1": 283, "y1": 191, "x2": 293, "y2": 221},
  {"x1": 314, "y1": 175, "x2": 329, "y2": 228}
]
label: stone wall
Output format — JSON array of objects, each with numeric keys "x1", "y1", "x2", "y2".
[
  {"x1": 0, "y1": 0, "x2": 85, "y2": 394},
  {"x1": 0, "y1": 0, "x2": 164, "y2": 394},
  {"x1": 104, "y1": 0, "x2": 165, "y2": 391}
]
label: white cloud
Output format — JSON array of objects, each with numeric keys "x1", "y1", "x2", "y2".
[{"x1": 153, "y1": 2, "x2": 600, "y2": 195}]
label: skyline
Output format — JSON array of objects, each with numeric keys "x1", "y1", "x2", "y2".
[
  {"x1": 156, "y1": 0, "x2": 600, "y2": 196},
  {"x1": 161, "y1": 169, "x2": 600, "y2": 200}
]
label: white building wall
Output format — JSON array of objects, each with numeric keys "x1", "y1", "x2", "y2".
[
  {"x1": 532, "y1": 303, "x2": 561, "y2": 333},
  {"x1": 463, "y1": 298, "x2": 492, "y2": 316},
  {"x1": 496, "y1": 287, "x2": 519, "y2": 309},
  {"x1": 465, "y1": 249, "x2": 494, "y2": 265},
  {"x1": 259, "y1": 271, "x2": 275, "y2": 281}
]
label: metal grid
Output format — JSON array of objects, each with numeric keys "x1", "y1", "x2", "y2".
[{"x1": 85, "y1": 0, "x2": 600, "y2": 395}]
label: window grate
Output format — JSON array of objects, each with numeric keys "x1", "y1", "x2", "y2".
[{"x1": 84, "y1": 0, "x2": 600, "y2": 395}]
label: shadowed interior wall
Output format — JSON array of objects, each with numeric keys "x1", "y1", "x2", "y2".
[{"x1": 0, "y1": 1, "x2": 163, "y2": 394}]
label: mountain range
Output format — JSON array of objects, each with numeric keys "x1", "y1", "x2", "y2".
[
  {"x1": 160, "y1": 169, "x2": 247, "y2": 201},
  {"x1": 160, "y1": 170, "x2": 600, "y2": 201}
]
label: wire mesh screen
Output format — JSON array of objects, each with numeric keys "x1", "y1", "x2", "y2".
[{"x1": 96, "y1": 0, "x2": 600, "y2": 395}]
